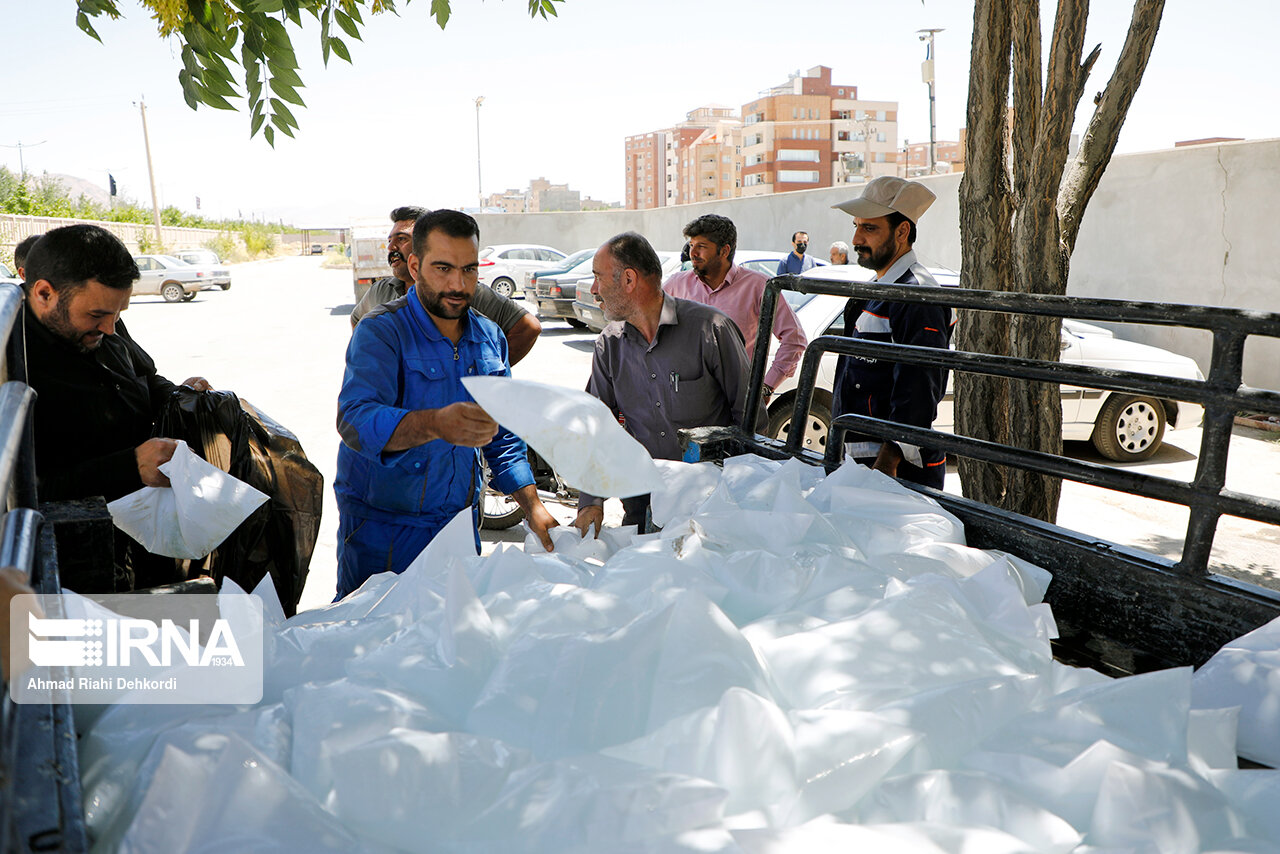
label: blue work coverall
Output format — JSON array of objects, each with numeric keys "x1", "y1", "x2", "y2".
[{"x1": 334, "y1": 288, "x2": 534, "y2": 598}]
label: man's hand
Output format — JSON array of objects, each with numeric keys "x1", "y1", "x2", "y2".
[
  {"x1": 387, "y1": 402, "x2": 500, "y2": 452},
  {"x1": 433, "y1": 402, "x2": 500, "y2": 447},
  {"x1": 871, "y1": 441, "x2": 903, "y2": 478},
  {"x1": 136, "y1": 438, "x2": 179, "y2": 487},
  {"x1": 180, "y1": 377, "x2": 212, "y2": 392},
  {"x1": 511, "y1": 484, "x2": 557, "y2": 552},
  {"x1": 573, "y1": 505, "x2": 604, "y2": 539}
]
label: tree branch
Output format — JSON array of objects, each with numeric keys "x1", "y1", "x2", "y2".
[
  {"x1": 1029, "y1": 0, "x2": 1091, "y2": 208},
  {"x1": 1059, "y1": 0, "x2": 1167, "y2": 252},
  {"x1": 1010, "y1": 0, "x2": 1041, "y2": 204}
]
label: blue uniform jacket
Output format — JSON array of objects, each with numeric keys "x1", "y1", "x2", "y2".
[{"x1": 335, "y1": 288, "x2": 534, "y2": 527}]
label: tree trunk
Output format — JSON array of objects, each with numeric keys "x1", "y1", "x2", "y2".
[{"x1": 955, "y1": 0, "x2": 1167, "y2": 523}]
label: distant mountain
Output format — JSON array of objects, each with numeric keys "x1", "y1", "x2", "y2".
[{"x1": 44, "y1": 173, "x2": 112, "y2": 208}]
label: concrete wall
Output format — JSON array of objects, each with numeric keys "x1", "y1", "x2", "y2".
[{"x1": 476, "y1": 137, "x2": 1279, "y2": 390}]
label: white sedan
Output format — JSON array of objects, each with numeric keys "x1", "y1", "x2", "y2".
[
  {"x1": 478, "y1": 244, "x2": 566, "y2": 298},
  {"x1": 766, "y1": 265, "x2": 1204, "y2": 462}
]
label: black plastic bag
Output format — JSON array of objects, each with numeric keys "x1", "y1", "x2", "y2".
[{"x1": 155, "y1": 389, "x2": 323, "y2": 615}]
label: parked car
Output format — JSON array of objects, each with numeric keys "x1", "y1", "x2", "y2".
[
  {"x1": 478, "y1": 244, "x2": 566, "y2": 298},
  {"x1": 569, "y1": 252, "x2": 684, "y2": 331},
  {"x1": 309, "y1": 244, "x2": 323, "y2": 255},
  {"x1": 765, "y1": 265, "x2": 1205, "y2": 462},
  {"x1": 174, "y1": 248, "x2": 222, "y2": 268},
  {"x1": 0, "y1": 261, "x2": 20, "y2": 285},
  {"x1": 521, "y1": 248, "x2": 596, "y2": 302},
  {"x1": 132, "y1": 254, "x2": 231, "y2": 302}
]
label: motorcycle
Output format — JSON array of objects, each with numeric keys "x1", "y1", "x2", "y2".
[{"x1": 479, "y1": 447, "x2": 578, "y2": 530}]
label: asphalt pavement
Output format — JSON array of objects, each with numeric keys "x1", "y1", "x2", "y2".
[{"x1": 119, "y1": 255, "x2": 1279, "y2": 611}]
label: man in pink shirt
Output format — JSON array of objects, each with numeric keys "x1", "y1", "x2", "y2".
[{"x1": 663, "y1": 214, "x2": 808, "y2": 404}]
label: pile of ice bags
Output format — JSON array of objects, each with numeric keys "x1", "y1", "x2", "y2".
[{"x1": 80, "y1": 455, "x2": 1280, "y2": 853}]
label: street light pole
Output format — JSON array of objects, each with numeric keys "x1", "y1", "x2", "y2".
[
  {"x1": 1, "y1": 140, "x2": 47, "y2": 179},
  {"x1": 474, "y1": 96, "x2": 485, "y2": 210},
  {"x1": 917, "y1": 28, "x2": 944, "y2": 174},
  {"x1": 134, "y1": 98, "x2": 164, "y2": 248}
]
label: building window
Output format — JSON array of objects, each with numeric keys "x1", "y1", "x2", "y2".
[
  {"x1": 778, "y1": 170, "x2": 820, "y2": 183},
  {"x1": 877, "y1": 110, "x2": 886, "y2": 121},
  {"x1": 837, "y1": 131, "x2": 850, "y2": 141},
  {"x1": 778, "y1": 149, "x2": 821, "y2": 162},
  {"x1": 877, "y1": 132, "x2": 886, "y2": 142}
]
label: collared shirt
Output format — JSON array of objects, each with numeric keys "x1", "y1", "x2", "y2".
[
  {"x1": 24, "y1": 312, "x2": 176, "y2": 502},
  {"x1": 832, "y1": 249, "x2": 953, "y2": 468},
  {"x1": 579, "y1": 295, "x2": 750, "y2": 507},
  {"x1": 352, "y1": 277, "x2": 526, "y2": 334},
  {"x1": 664, "y1": 265, "x2": 807, "y2": 390},
  {"x1": 776, "y1": 252, "x2": 818, "y2": 276},
  {"x1": 336, "y1": 287, "x2": 533, "y2": 526}
]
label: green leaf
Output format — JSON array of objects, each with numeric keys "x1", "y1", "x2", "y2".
[
  {"x1": 329, "y1": 35, "x2": 351, "y2": 63},
  {"x1": 271, "y1": 114, "x2": 296, "y2": 138},
  {"x1": 346, "y1": 3, "x2": 363, "y2": 24},
  {"x1": 178, "y1": 69, "x2": 200, "y2": 110},
  {"x1": 200, "y1": 65, "x2": 239, "y2": 98},
  {"x1": 250, "y1": 108, "x2": 266, "y2": 137},
  {"x1": 541, "y1": 0, "x2": 559, "y2": 17},
  {"x1": 430, "y1": 0, "x2": 450, "y2": 28},
  {"x1": 335, "y1": 9, "x2": 361, "y2": 40},
  {"x1": 269, "y1": 97, "x2": 297, "y2": 128},
  {"x1": 265, "y1": 63, "x2": 303, "y2": 87},
  {"x1": 268, "y1": 76, "x2": 305, "y2": 105},
  {"x1": 75, "y1": 11, "x2": 103, "y2": 42},
  {"x1": 321, "y1": 37, "x2": 331, "y2": 64},
  {"x1": 262, "y1": 17, "x2": 292, "y2": 50},
  {"x1": 264, "y1": 124, "x2": 275, "y2": 146},
  {"x1": 250, "y1": 0, "x2": 285, "y2": 13}
]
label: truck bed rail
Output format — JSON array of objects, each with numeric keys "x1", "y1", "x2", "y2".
[{"x1": 691, "y1": 272, "x2": 1280, "y2": 674}]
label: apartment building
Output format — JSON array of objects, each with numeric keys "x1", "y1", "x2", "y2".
[
  {"x1": 902, "y1": 140, "x2": 964, "y2": 177},
  {"x1": 626, "y1": 105, "x2": 740, "y2": 210},
  {"x1": 625, "y1": 66, "x2": 898, "y2": 209},
  {"x1": 742, "y1": 66, "x2": 898, "y2": 197}
]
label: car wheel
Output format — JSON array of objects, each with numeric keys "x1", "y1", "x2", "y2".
[
  {"x1": 181, "y1": 291, "x2": 197, "y2": 302},
  {"x1": 566, "y1": 318, "x2": 588, "y2": 329},
  {"x1": 1092, "y1": 394, "x2": 1166, "y2": 461},
  {"x1": 220, "y1": 283, "x2": 231, "y2": 291},
  {"x1": 491, "y1": 277, "x2": 516, "y2": 298},
  {"x1": 161, "y1": 282, "x2": 186, "y2": 303},
  {"x1": 766, "y1": 399, "x2": 832, "y2": 453}
]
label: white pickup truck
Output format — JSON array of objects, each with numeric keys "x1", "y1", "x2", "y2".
[{"x1": 350, "y1": 225, "x2": 393, "y2": 304}]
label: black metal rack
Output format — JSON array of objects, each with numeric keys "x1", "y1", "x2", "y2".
[
  {"x1": 687, "y1": 272, "x2": 1280, "y2": 674},
  {"x1": 0, "y1": 282, "x2": 88, "y2": 853}
]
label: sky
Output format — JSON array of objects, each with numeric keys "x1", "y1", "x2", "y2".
[{"x1": 2, "y1": 1, "x2": 1277, "y2": 226}]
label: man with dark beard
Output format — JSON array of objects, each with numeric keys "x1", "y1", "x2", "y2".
[
  {"x1": 350, "y1": 206, "x2": 541, "y2": 364},
  {"x1": 334, "y1": 210, "x2": 557, "y2": 598},
  {"x1": 830, "y1": 176, "x2": 953, "y2": 489},
  {"x1": 22, "y1": 224, "x2": 211, "y2": 587}
]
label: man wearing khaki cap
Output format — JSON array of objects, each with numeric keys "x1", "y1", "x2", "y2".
[{"x1": 830, "y1": 176, "x2": 954, "y2": 489}]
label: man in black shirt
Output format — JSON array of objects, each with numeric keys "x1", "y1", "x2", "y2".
[{"x1": 23, "y1": 225, "x2": 210, "y2": 586}]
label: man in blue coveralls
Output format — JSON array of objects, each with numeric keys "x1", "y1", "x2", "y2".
[{"x1": 334, "y1": 209, "x2": 557, "y2": 598}]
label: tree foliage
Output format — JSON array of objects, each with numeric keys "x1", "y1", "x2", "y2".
[
  {"x1": 75, "y1": 0, "x2": 565, "y2": 145},
  {"x1": 954, "y1": 0, "x2": 1166, "y2": 522}
]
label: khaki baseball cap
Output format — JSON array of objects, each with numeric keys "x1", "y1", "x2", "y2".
[{"x1": 833, "y1": 176, "x2": 936, "y2": 223}]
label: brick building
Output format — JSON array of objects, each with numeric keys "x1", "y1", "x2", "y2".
[{"x1": 625, "y1": 66, "x2": 899, "y2": 209}]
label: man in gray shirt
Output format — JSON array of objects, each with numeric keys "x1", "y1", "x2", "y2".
[
  {"x1": 573, "y1": 232, "x2": 750, "y2": 533},
  {"x1": 351, "y1": 205, "x2": 542, "y2": 364}
]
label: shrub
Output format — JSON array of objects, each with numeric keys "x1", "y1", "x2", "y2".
[
  {"x1": 203, "y1": 232, "x2": 239, "y2": 262},
  {"x1": 241, "y1": 223, "x2": 276, "y2": 257}
]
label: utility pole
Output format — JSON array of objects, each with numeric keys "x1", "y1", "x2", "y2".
[
  {"x1": 917, "y1": 29, "x2": 944, "y2": 174},
  {"x1": 134, "y1": 98, "x2": 164, "y2": 248},
  {"x1": 1, "y1": 140, "x2": 47, "y2": 179},
  {"x1": 474, "y1": 96, "x2": 485, "y2": 210}
]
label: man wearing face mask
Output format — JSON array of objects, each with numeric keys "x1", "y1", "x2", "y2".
[
  {"x1": 776, "y1": 230, "x2": 818, "y2": 276},
  {"x1": 830, "y1": 176, "x2": 953, "y2": 489},
  {"x1": 350, "y1": 206, "x2": 542, "y2": 364}
]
